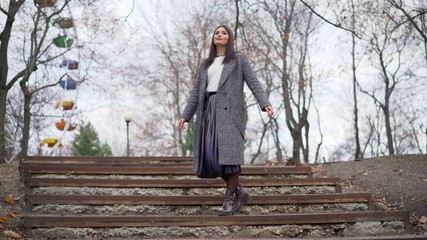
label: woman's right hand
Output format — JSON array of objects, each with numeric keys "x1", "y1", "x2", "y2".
[{"x1": 177, "y1": 118, "x2": 187, "y2": 129}]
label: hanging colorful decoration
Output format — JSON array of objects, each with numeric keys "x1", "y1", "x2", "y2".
[
  {"x1": 53, "y1": 35, "x2": 74, "y2": 48},
  {"x1": 40, "y1": 138, "x2": 62, "y2": 148},
  {"x1": 53, "y1": 17, "x2": 74, "y2": 29},
  {"x1": 59, "y1": 59, "x2": 79, "y2": 70},
  {"x1": 34, "y1": 0, "x2": 57, "y2": 8},
  {"x1": 55, "y1": 119, "x2": 77, "y2": 131},
  {"x1": 56, "y1": 100, "x2": 74, "y2": 110},
  {"x1": 59, "y1": 76, "x2": 77, "y2": 90},
  {"x1": 41, "y1": 2, "x2": 81, "y2": 156}
]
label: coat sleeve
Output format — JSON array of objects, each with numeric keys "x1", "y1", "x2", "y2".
[
  {"x1": 240, "y1": 53, "x2": 271, "y2": 111},
  {"x1": 181, "y1": 67, "x2": 203, "y2": 121}
]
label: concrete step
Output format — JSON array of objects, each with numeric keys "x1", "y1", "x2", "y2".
[
  {"x1": 26, "y1": 193, "x2": 373, "y2": 215},
  {"x1": 25, "y1": 211, "x2": 409, "y2": 228}
]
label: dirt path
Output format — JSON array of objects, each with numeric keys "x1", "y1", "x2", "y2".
[
  {"x1": 312, "y1": 154, "x2": 427, "y2": 234},
  {"x1": 0, "y1": 162, "x2": 24, "y2": 238}
]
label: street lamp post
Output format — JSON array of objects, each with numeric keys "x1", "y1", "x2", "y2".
[{"x1": 124, "y1": 112, "x2": 133, "y2": 157}]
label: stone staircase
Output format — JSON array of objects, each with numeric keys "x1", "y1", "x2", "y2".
[{"x1": 20, "y1": 156, "x2": 418, "y2": 239}]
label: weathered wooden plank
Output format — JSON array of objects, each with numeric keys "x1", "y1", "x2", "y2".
[
  {"x1": 25, "y1": 193, "x2": 372, "y2": 206},
  {"x1": 20, "y1": 159, "x2": 192, "y2": 167},
  {"x1": 23, "y1": 165, "x2": 312, "y2": 176},
  {"x1": 21, "y1": 156, "x2": 193, "y2": 163},
  {"x1": 22, "y1": 162, "x2": 192, "y2": 167},
  {"x1": 25, "y1": 177, "x2": 340, "y2": 188},
  {"x1": 24, "y1": 211, "x2": 410, "y2": 228}
]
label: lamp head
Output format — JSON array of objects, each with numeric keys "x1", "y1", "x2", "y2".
[{"x1": 124, "y1": 111, "x2": 133, "y2": 123}]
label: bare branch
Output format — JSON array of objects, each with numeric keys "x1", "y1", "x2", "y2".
[
  {"x1": 6, "y1": 69, "x2": 26, "y2": 90},
  {"x1": 387, "y1": 0, "x2": 427, "y2": 42},
  {"x1": 357, "y1": 80, "x2": 383, "y2": 108},
  {"x1": 299, "y1": 0, "x2": 361, "y2": 39},
  {"x1": 0, "y1": 6, "x2": 8, "y2": 16},
  {"x1": 123, "y1": 0, "x2": 136, "y2": 22}
]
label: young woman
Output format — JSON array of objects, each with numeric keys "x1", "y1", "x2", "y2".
[{"x1": 178, "y1": 25, "x2": 274, "y2": 216}]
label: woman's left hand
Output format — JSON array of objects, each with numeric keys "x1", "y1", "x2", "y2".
[
  {"x1": 177, "y1": 117, "x2": 187, "y2": 129},
  {"x1": 264, "y1": 105, "x2": 274, "y2": 117}
]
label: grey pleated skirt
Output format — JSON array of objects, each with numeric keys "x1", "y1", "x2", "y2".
[{"x1": 197, "y1": 92, "x2": 241, "y2": 178}]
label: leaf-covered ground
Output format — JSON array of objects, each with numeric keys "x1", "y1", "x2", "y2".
[
  {"x1": 312, "y1": 154, "x2": 427, "y2": 235},
  {"x1": 0, "y1": 162, "x2": 24, "y2": 239}
]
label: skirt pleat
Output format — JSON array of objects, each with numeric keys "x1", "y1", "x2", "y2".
[{"x1": 197, "y1": 92, "x2": 241, "y2": 178}]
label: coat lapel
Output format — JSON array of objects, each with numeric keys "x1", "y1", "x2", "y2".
[{"x1": 217, "y1": 59, "x2": 236, "y2": 89}]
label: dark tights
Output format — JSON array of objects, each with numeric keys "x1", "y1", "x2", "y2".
[{"x1": 222, "y1": 173, "x2": 239, "y2": 191}]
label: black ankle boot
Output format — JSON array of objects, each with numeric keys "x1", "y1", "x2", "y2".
[
  {"x1": 232, "y1": 184, "x2": 251, "y2": 213},
  {"x1": 218, "y1": 189, "x2": 235, "y2": 216}
]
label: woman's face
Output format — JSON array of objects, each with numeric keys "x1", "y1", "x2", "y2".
[{"x1": 213, "y1": 27, "x2": 229, "y2": 47}]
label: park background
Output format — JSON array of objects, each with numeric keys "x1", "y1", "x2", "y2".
[{"x1": 1, "y1": 0, "x2": 426, "y2": 164}]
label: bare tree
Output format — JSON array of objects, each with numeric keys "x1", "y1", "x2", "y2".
[
  {"x1": 358, "y1": 3, "x2": 416, "y2": 155},
  {"x1": 243, "y1": 0, "x2": 318, "y2": 163},
  {"x1": 1, "y1": 0, "x2": 129, "y2": 160},
  {"x1": 243, "y1": 47, "x2": 284, "y2": 164},
  {"x1": 0, "y1": 0, "x2": 26, "y2": 163},
  {"x1": 125, "y1": 2, "x2": 223, "y2": 156},
  {"x1": 17, "y1": 1, "x2": 74, "y2": 158},
  {"x1": 391, "y1": 93, "x2": 426, "y2": 154},
  {"x1": 387, "y1": 0, "x2": 427, "y2": 68},
  {"x1": 349, "y1": 0, "x2": 363, "y2": 160}
]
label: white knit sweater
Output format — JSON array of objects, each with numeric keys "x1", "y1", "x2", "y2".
[{"x1": 206, "y1": 56, "x2": 225, "y2": 92}]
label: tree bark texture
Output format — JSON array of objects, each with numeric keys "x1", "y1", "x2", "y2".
[{"x1": 0, "y1": 0, "x2": 25, "y2": 163}]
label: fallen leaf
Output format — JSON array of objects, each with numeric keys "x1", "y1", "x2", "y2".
[
  {"x1": 5, "y1": 194, "x2": 14, "y2": 204},
  {"x1": 6, "y1": 213, "x2": 16, "y2": 218},
  {"x1": 3, "y1": 230, "x2": 23, "y2": 239},
  {"x1": 0, "y1": 217, "x2": 7, "y2": 223}
]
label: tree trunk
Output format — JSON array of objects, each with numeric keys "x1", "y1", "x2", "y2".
[
  {"x1": 383, "y1": 104, "x2": 395, "y2": 155},
  {"x1": 272, "y1": 119, "x2": 284, "y2": 163},
  {"x1": 290, "y1": 128, "x2": 301, "y2": 162},
  {"x1": 0, "y1": 0, "x2": 25, "y2": 163},
  {"x1": 280, "y1": 1, "x2": 300, "y2": 162},
  {"x1": 0, "y1": 91, "x2": 7, "y2": 163},
  {"x1": 20, "y1": 83, "x2": 32, "y2": 157},
  {"x1": 351, "y1": 1, "x2": 362, "y2": 160},
  {"x1": 380, "y1": 51, "x2": 395, "y2": 155},
  {"x1": 303, "y1": 120, "x2": 310, "y2": 163},
  {"x1": 352, "y1": 44, "x2": 362, "y2": 159}
]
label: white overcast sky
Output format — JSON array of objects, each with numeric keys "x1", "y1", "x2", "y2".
[{"x1": 28, "y1": 0, "x2": 426, "y2": 160}]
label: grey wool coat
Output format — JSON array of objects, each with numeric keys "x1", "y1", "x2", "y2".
[{"x1": 182, "y1": 52, "x2": 271, "y2": 172}]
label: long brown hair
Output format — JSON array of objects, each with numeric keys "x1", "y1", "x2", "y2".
[{"x1": 203, "y1": 25, "x2": 236, "y2": 68}]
